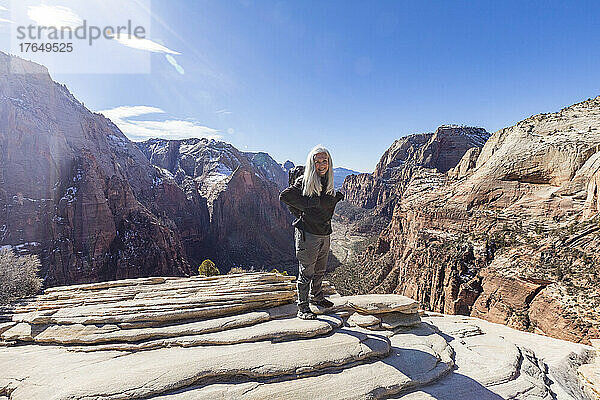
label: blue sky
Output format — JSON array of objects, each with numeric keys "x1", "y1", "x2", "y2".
[{"x1": 2, "y1": 0, "x2": 600, "y2": 172}]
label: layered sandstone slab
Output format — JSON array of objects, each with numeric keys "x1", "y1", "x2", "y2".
[
  {"x1": 345, "y1": 294, "x2": 419, "y2": 314},
  {"x1": 152, "y1": 324, "x2": 454, "y2": 400},
  {"x1": 0, "y1": 273, "x2": 594, "y2": 400},
  {"x1": 578, "y1": 339, "x2": 600, "y2": 399},
  {"x1": 398, "y1": 313, "x2": 596, "y2": 399},
  {"x1": 347, "y1": 312, "x2": 381, "y2": 328}
]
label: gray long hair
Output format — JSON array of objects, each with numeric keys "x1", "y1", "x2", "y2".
[{"x1": 302, "y1": 145, "x2": 334, "y2": 197}]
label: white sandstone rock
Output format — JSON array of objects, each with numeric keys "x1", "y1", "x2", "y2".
[
  {"x1": 344, "y1": 294, "x2": 419, "y2": 314},
  {"x1": 347, "y1": 312, "x2": 381, "y2": 328},
  {"x1": 0, "y1": 274, "x2": 594, "y2": 400}
]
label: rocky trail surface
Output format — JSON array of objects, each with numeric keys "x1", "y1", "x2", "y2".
[{"x1": 0, "y1": 273, "x2": 596, "y2": 399}]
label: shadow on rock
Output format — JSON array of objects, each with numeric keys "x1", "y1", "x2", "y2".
[{"x1": 399, "y1": 371, "x2": 505, "y2": 399}]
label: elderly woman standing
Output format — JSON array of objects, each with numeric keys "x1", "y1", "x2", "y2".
[{"x1": 280, "y1": 145, "x2": 344, "y2": 319}]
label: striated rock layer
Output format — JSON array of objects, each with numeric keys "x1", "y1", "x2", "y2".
[
  {"x1": 0, "y1": 273, "x2": 595, "y2": 399},
  {"x1": 354, "y1": 97, "x2": 600, "y2": 345}
]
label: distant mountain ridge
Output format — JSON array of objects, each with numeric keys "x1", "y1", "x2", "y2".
[
  {"x1": 243, "y1": 151, "x2": 288, "y2": 190},
  {"x1": 342, "y1": 125, "x2": 490, "y2": 217},
  {"x1": 135, "y1": 137, "x2": 294, "y2": 270},
  {"x1": 278, "y1": 160, "x2": 360, "y2": 189},
  {"x1": 333, "y1": 167, "x2": 360, "y2": 189}
]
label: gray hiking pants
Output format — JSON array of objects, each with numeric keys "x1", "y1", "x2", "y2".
[{"x1": 295, "y1": 228, "x2": 330, "y2": 307}]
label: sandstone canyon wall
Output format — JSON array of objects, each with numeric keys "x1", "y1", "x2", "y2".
[
  {"x1": 0, "y1": 53, "x2": 199, "y2": 286},
  {"x1": 136, "y1": 138, "x2": 294, "y2": 270},
  {"x1": 0, "y1": 53, "x2": 294, "y2": 286},
  {"x1": 349, "y1": 97, "x2": 600, "y2": 345},
  {"x1": 342, "y1": 125, "x2": 490, "y2": 218}
]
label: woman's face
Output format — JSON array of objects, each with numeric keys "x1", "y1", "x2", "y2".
[{"x1": 314, "y1": 152, "x2": 329, "y2": 176}]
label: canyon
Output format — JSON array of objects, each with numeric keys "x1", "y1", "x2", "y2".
[
  {"x1": 0, "y1": 52, "x2": 294, "y2": 287},
  {"x1": 1, "y1": 49, "x2": 598, "y2": 356},
  {"x1": 335, "y1": 98, "x2": 600, "y2": 346}
]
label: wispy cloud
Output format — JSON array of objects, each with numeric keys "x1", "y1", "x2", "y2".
[
  {"x1": 99, "y1": 105, "x2": 221, "y2": 142},
  {"x1": 27, "y1": 5, "x2": 82, "y2": 28},
  {"x1": 0, "y1": 5, "x2": 8, "y2": 11},
  {"x1": 0, "y1": 17, "x2": 11, "y2": 23},
  {"x1": 100, "y1": 105, "x2": 163, "y2": 119},
  {"x1": 215, "y1": 109, "x2": 232, "y2": 115},
  {"x1": 113, "y1": 35, "x2": 181, "y2": 55},
  {"x1": 165, "y1": 54, "x2": 184, "y2": 74},
  {"x1": 25, "y1": 5, "x2": 182, "y2": 72}
]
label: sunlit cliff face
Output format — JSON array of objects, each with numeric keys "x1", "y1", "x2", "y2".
[{"x1": 314, "y1": 152, "x2": 329, "y2": 176}]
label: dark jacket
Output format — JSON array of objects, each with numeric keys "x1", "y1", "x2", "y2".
[{"x1": 279, "y1": 176, "x2": 344, "y2": 235}]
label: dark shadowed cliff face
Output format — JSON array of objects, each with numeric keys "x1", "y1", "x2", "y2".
[
  {"x1": 349, "y1": 98, "x2": 600, "y2": 345},
  {"x1": 135, "y1": 138, "x2": 295, "y2": 271},
  {"x1": 342, "y1": 126, "x2": 490, "y2": 218},
  {"x1": 244, "y1": 151, "x2": 288, "y2": 190}
]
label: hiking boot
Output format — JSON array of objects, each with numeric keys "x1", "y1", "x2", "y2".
[
  {"x1": 297, "y1": 304, "x2": 317, "y2": 320},
  {"x1": 310, "y1": 298, "x2": 334, "y2": 309}
]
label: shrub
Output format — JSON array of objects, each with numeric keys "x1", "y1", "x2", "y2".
[
  {"x1": 270, "y1": 268, "x2": 288, "y2": 276},
  {"x1": 228, "y1": 266, "x2": 248, "y2": 274},
  {"x1": 198, "y1": 259, "x2": 219, "y2": 276},
  {"x1": 0, "y1": 249, "x2": 43, "y2": 305}
]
